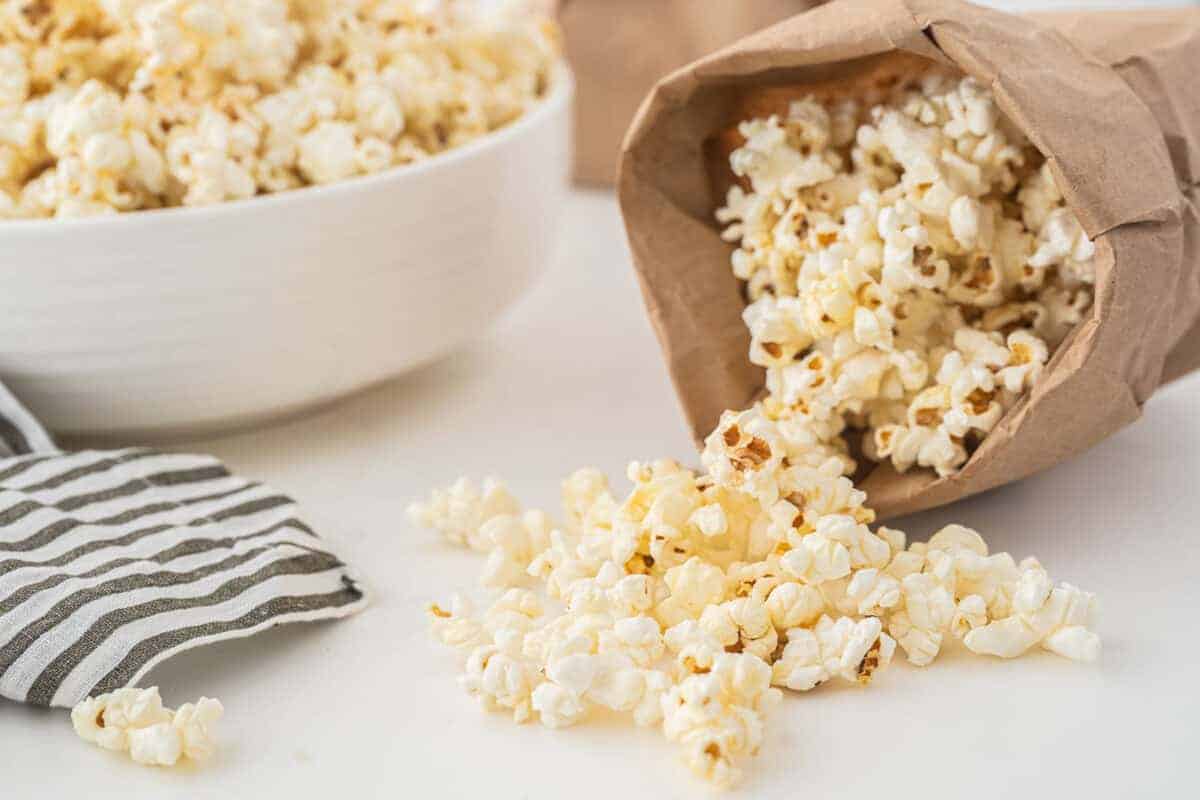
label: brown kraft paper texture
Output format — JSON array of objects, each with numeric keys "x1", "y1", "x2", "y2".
[
  {"x1": 617, "y1": 0, "x2": 1200, "y2": 519},
  {"x1": 554, "y1": 0, "x2": 822, "y2": 185}
]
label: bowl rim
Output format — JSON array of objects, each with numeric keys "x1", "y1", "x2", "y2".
[{"x1": 0, "y1": 64, "x2": 574, "y2": 233}]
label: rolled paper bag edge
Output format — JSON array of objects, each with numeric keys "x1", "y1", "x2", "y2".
[
  {"x1": 617, "y1": 0, "x2": 1199, "y2": 519},
  {"x1": 561, "y1": 0, "x2": 826, "y2": 186}
]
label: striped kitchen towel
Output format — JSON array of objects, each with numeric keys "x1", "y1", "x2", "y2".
[{"x1": 0, "y1": 383, "x2": 367, "y2": 708}]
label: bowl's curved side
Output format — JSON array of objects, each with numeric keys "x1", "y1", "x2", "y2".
[{"x1": 0, "y1": 74, "x2": 573, "y2": 439}]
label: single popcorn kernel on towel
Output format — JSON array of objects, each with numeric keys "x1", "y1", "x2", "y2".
[
  {"x1": 717, "y1": 74, "x2": 1096, "y2": 478},
  {"x1": 411, "y1": 457, "x2": 1099, "y2": 789},
  {"x1": 71, "y1": 687, "x2": 224, "y2": 767},
  {"x1": 0, "y1": 0, "x2": 560, "y2": 218}
]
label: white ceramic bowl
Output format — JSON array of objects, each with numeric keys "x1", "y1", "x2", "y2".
[{"x1": 0, "y1": 70, "x2": 573, "y2": 440}]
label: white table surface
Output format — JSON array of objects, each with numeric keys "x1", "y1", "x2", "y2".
[{"x1": 5, "y1": 187, "x2": 1200, "y2": 798}]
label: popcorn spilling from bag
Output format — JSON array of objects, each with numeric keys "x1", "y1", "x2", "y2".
[
  {"x1": 411, "y1": 460, "x2": 1099, "y2": 789},
  {"x1": 0, "y1": 0, "x2": 559, "y2": 218},
  {"x1": 71, "y1": 687, "x2": 223, "y2": 767},
  {"x1": 406, "y1": 66, "x2": 1102, "y2": 792},
  {"x1": 717, "y1": 74, "x2": 1096, "y2": 477}
]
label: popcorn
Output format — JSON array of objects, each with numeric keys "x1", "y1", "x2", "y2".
[
  {"x1": 815, "y1": 514, "x2": 891, "y2": 570},
  {"x1": 997, "y1": 329, "x2": 1050, "y2": 395},
  {"x1": 964, "y1": 560, "x2": 1100, "y2": 662},
  {"x1": 689, "y1": 503, "x2": 729, "y2": 538},
  {"x1": 662, "y1": 653, "x2": 780, "y2": 790},
  {"x1": 131, "y1": 0, "x2": 301, "y2": 91},
  {"x1": 478, "y1": 511, "x2": 553, "y2": 588},
  {"x1": 717, "y1": 74, "x2": 1096, "y2": 480},
  {"x1": 662, "y1": 620, "x2": 719, "y2": 675},
  {"x1": 606, "y1": 573, "x2": 658, "y2": 617},
  {"x1": 699, "y1": 597, "x2": 779, "y2": 661},
  {"x1": 297, "y1": 120, "x2": 359, "y2": 185},
  {"x1": 407, "y1": 476, "x2": 521, "y2": 551},
  {"x1": 702, "y1": 408, "x2": 786, "y2": 505},
  {"x1": 764, "y1": 581, "x2": 824, "y2": 629},
  {"x1": 418, "y1": 460, "x2": 1099, "y2": 789},
  {"x1": 772, "y1": 615, "x2": 895, "y2": 691},
  {"x1": 657, "y1": 556, "x2": 727, "y2": 627},
  {"x1": 71, "y1": 687, "x2": 223, "y2": 767},
  {"x1": 951, "y1": 594, "x2": 989, "y2": 639},
  {"x1": 0, "y1": 0, "x2": 560, "y2": 218},
  {"x1": 949, "y1": 195, "x2": 984, "y2": 249},
  {"x1": 845, "y1": 568, "x2": 902, "y2": 616},
  {"x1": 415, "y1": 63, "x2": 1101, "y2": 797},
  {"x1": 779, "y1": 530, "x2": 851, "y2": 584},
  {"x1": 531, "y1": 681, "x2": 585, "y2": 729},
  {"x1": 429, "y1": 594, "x2": 487, "y2": 649},
  {"x1": 888, "y1": 573, "x2": 957, "y2": 666},
  {"x1": 461, "y1": 643, "x2": 539, "y2": 723},
  {"x1": 632, "y1": 669, "x2": 673, "y2": 727},
  {"x1": 604, "y1": 616, "x2": 665, "y2": 667}
]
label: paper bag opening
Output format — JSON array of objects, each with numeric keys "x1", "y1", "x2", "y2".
[{"x1": 619, "y1": 0, "x2": 1199, "y2": 519}]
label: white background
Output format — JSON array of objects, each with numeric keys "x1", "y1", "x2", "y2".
[
  {"x1": 5, "y1": 0, "x2": 1200, "y2": 796},
  {"x1": 4, "y1": 188, "x2": 1199, "y2": 798}
]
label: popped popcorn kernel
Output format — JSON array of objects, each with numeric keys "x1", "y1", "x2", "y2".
[
  {"x1": 71, "y1": 687, "x2": 223, "y2": 767},
  {"x1": 964, "y1": 561, "x2": 1100, "y2": 662}
]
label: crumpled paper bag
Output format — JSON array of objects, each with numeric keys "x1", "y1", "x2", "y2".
[
  {"x1": 618, "y1": 0, "x2": 1200, "y2": 519},
  {"x1": 554, "y1": 0, "x2": 821, "y2": 185}
]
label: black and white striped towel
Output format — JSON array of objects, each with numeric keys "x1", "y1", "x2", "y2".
[{"x1": 0, "y1": 382, "x2": 367, "y2": 708}]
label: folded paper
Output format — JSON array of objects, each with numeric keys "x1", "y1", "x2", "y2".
[{"x1": 0, "y1": 383, "x2": 367, "y2": 708}]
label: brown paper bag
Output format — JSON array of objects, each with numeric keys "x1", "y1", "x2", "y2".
[
  {"x1": 555, "y1": 0, "x2": 822, "y2": 185},
  {"x1": 618, "y1": 0, "x2": 1200, "y2": 519}
]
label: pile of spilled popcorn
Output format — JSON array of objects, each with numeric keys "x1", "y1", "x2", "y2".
[
  {"x1": 414, "y1": 464, "x2": 1099, "y2": 788},
  {"x1": 72, "y1": 687, "x2": 222, "y2": 767},
  {"x1": 412, "y1": 75, "x2": 1100, "y2": 790},
  {"x1": 718, "y1": 72, "x2": 1096, "y2": 477},
  {"x1": 0, "y1": 0, "x2": 559, "y2": 218}
]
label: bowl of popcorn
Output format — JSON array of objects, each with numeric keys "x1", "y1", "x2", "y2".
[{"x1": 0, "y1": 1, "x2": 570, "y2": 437}]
